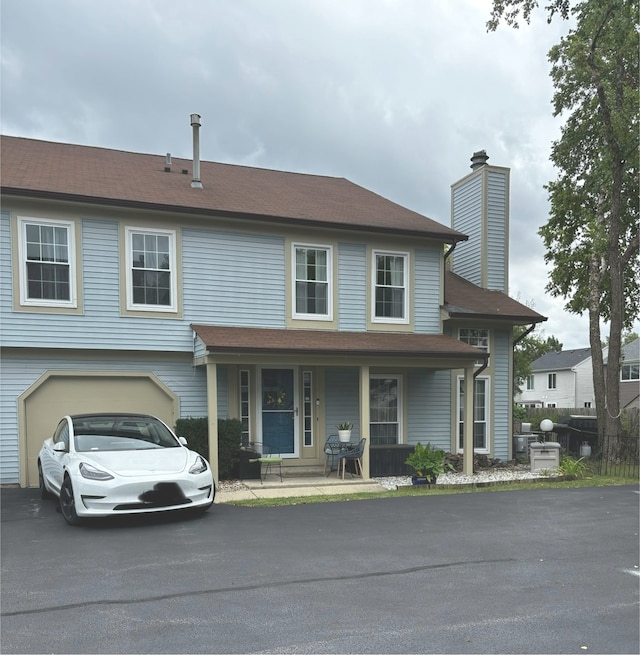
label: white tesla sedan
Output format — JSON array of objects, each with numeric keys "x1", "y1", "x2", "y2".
[{"x1": 38, "y1": 413, "x2": 215, "y2": 525}]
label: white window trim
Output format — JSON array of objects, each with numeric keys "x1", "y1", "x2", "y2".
[
  {"x1": 125, "y1": 226, "x2": 177, "y2": 313},
  {"x1": 17, "y1": 216, "x2": 77, "y2": 308},
  {"x1": 458, "y1": 328, "x2": 490, "y2": 366},
  {"x1": 371, "y1": 249, "x2": 409, "y2": 324},
  {"x1": 292, "y1": 242, "x2": 333, "y2": 321},
  {"x1": 456, "y1": 375, "x2": 490, "y2": 454}
]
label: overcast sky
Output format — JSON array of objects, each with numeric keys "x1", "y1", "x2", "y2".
[{"x1": 2, "y1": 0, "x2": 635, "y2": 348}]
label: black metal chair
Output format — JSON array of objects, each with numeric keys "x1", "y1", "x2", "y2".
[
  {"x1": 248, "y1": 443, "x2": 283, "y2": 483},
  {"x1": 336, "y1": 438, "x2": 366, "y2": 479},
  {"x1": 323, "y1": 435, "x2": 341, "y2": 475}
]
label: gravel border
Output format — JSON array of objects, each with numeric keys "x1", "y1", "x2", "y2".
[{"x1": 218, "y1": 466, "x2": 556, "y2": 492}]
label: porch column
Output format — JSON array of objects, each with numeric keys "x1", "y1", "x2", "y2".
[
  {"x1": 206, "y1": 361, "x2": 219, "y2": 482},
  {"x1": 359, "y1": 365, "x2": 370, "y2": 479},
  {"x1": 462, "y1": 365, "x2": 474, "y2": 476}
]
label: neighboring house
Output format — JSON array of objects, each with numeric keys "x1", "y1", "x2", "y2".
[
  {"x1": 608, "y1": 337, "x2": 640, "y2": 410},
  {"x1": 0, "y1": 131, "x2": 545, "y2": 486},
  {"x1": 516, "y1": 348, "x2": 595, "y2": 409}
]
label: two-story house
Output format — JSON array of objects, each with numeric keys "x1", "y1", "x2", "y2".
[
  {"x1": 0, "y1": 128, "x2": 545, "y2": 486},
  {"x1": 516, "y1": 348, "x2": 595, "y2": 409},
  {"x1": 609, "y1": 337, "x2": 639, "y2": 410}
]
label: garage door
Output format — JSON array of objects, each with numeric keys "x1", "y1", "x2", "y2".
[{"x1": 23, "y1": 373, "x2": 178, "y2": 488}]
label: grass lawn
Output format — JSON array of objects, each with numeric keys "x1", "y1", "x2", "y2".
[{"x1": 229, "y1": 473, "x2": 639, "y2": 507}]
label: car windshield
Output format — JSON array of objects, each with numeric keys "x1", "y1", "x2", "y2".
[{"x1": 72, "y1": 415, "x2": 180, "y2": 452}]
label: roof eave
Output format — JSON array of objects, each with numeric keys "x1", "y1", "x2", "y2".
[{"x1": 1, "y1": 187, "x2": 469, "y2": 242}]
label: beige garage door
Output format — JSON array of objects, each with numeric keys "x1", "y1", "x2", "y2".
[{"x1": 23, "y1": 373, "x2": 179, "y2": 488}]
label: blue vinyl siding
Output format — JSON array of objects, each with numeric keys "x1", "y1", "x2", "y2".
[
  {"x1": 486, "y1": 171, "x2": 508, "y2": 292},
  {"x1": 451, "y1": 174, "x2": 482, "y2": 286},
  {"x1": 492, "y1": 329, "x2": 511, "y2": 459},
  {"x1": 338, "y1": 243, "x2": 366, "y2": 331},
  {"x1": 0, "y1": 212, "x2": 12, "y2": 314},
  {"x1": 325, "y1": 368, "x2": 360, "y2": 438},
  {"x1": 407, "y1": 370, "x2": 452, "y2": 450},
  {"x1": 414, "y1": 247, "x2": 441, "y2": 333},
  {"x1": 83, "y1": 219, "x2": 120, "y2": 316},
  {"x1": 183, "y1": 228, "x2": 285, "y2": 327}
]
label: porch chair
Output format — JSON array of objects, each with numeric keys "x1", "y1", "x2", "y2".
[
  {"x1": 248, "y1": 443, "x2": 283, "y2": 483},
  {"x1": 323, "y1": 435, "x2": 341, "y2": 475},
  {"x1": 336, "y1": 438, "x2": 366, "y2": 480}
]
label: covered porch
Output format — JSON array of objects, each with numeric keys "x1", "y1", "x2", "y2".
[{"x1": 191, "y1": 324, "x2": 488, "y2": 482}]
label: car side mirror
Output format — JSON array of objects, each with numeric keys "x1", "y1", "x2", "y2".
[
  {"x1": 178, "y1": 437, "x2": 188, "y2": 446},
  {"x1": 53, "y1": 442, "x2": 67, "y2": 453}
]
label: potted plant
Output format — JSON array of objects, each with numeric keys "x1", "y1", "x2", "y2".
[
  {"x1": 337, "y1": 421, "x2": 353, "y2": 442},
  {"x1": 404, "y1": 442, "x2": 450, "y2": 485}
]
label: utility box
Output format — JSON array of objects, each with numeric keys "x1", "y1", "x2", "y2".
[{"x1": 530, "y1": 441, "x2": 561, "y2": 472}]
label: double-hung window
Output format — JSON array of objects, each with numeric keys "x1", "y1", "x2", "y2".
[
  {"x1": 125, "y1": 227, "x2": 177, "y2": 312},
  {"x1": 17, "y1": 216, "x2": 77, "y2": 307},
  {"x1": 622, "y1": 363, "x2": 639, "y2": 381},
  {"x1": 548, "y1": 373, "x2": 557, "y2": 389},
  {"x1": 459, "y1": 328, "x2": 489, "y2": 365},
  {"x1": 293, "y1": 244, "x2": 332, "y2": 320},
  {"x1": 373, "y1": 251, "x2": 408, "y2": 323},
  {"x1": 457, "y1": 376, "x2": 489, "y2": 452}
]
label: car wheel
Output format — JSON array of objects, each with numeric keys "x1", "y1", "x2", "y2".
[
  {"x1": 38, "y1": 462, "x2": 51, "y2": 500},
  {"x1": 59, "y1": 476, "x2": 82, "y2": 526}
]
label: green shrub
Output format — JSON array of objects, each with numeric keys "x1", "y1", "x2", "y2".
[
  {"x1": 558, "y1": 455, "x2": 588, "y2": 478},
  {"x1": 174, "y1": 417, "x2": 243, "y2": 480}
]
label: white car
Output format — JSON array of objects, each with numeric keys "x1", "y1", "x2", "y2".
[{"x1": 38, "y1": 413, "x2": 215, "y2": 525}]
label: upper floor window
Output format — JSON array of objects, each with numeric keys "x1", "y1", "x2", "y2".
[
  {"x1": 621, "y1": 363, "x2": 639, "y2": 381},
  {"x1": 373, "y1": 251, "x2": 408, "y2": 323},
  {"x1": 459, "y1": 328, "x2": 489, "y2": 365},
  {"x1": 548, "y1": 373, "x2": 557, "y2": 389},
  {"x1": 526, "y1": 375, "x2": 534, "y2": 390},
  {"x1": 293, "y1": 244, "x2": 332, "y2": 320},
  {"x1": 17, "y1": 216, "x2": 77, "y2": 308},
  {"x1": 125, "y1": 227, "x2": 177, "y2": 312}
]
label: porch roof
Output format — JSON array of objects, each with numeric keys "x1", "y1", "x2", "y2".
[{"x1": 191, "y1": 324, "x2": 488, "y2": 360}]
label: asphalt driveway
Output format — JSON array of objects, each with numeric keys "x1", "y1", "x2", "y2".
[{"x1": 1, "y1": 484, "x2": 639, "y2": 654}]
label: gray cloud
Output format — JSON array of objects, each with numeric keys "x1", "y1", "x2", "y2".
[{"x1": 3, "y1": 0, "x2": 634, "y2": 347}]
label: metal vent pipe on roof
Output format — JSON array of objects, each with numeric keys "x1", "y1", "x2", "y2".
[
  {"x1": 470, "y1": 149, "x2": 489, "y2": 170},
  {"x1": 190, "y1": 113, "x2": 203, "y2": 189}
]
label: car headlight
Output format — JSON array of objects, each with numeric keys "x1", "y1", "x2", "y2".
[
  {"x1": 189, "y1": 455, "x2": 208, "y2": 475},
  {"x1": 79, "y1": 462, "x2": 114, "y2": 481}
]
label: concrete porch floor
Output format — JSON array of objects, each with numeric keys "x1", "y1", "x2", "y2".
[{"x1": 215, "y1": 471, "x2": 387, "y2": 503}]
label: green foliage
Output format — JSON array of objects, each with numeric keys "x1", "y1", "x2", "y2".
[
  {"x1": 513, "y1": 320, "x2": 563, "y2": 394},
  {"x1": 487, "y1": 0, "x2": 570, "y2": 30},
  {"x1": 404, "y1": 442, "x2": 450, "y2": 479},
  {"x1": 513, "y1": 404, "x2": 528, "y2": 422},
  {"x1": 175, "y1": 417, "x2": 208, "y2": 456},
  {"x1": 558, "y1": 455, "x2": 589, "y2": 477},
  {"x1": 337, "y1": 421, "x2": 353, "y2": 431},
  {"x1": 174, "y1": 417, "x2": 243, "y2": 480},
  {"x1": 489, "y1": 0, "x2": 640, "y2": 445}
]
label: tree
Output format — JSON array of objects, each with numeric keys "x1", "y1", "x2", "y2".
[
  {"x1": 489, "y1": 0, "x2": 640, "y2": 450},
  {"x1": 513, "y1": 325, "x2": 563, "y2": 395}
]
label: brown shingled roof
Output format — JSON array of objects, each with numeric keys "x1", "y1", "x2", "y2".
[
  {"x1": 1, "y1": 135, "x2": 466, "y2": 241},
  {"x1": 444, "y1": 271, "x2": 546, "y2": 324},
  {"x1": 191, "y1": 324, "x2": 487, "y2": 360}
]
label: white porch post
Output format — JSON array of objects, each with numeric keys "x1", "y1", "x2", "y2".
[
  {"x1": 206, "y1": 361, "x2": 219, "y2": 482},
  {"x1": 463, "y1": 365, "x2": 474, "y2": 476},
  {"x1": 359, "y1": 365, "x2": 370, "y2": 479}
]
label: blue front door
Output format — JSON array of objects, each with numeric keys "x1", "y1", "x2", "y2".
[{"x1": 261, "y1": 368, "x2": 296, "y2": 455}]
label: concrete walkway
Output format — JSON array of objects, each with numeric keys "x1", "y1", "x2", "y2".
[{"x1": 215, "y1": 474, "x2": 388, "y2": 502}]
